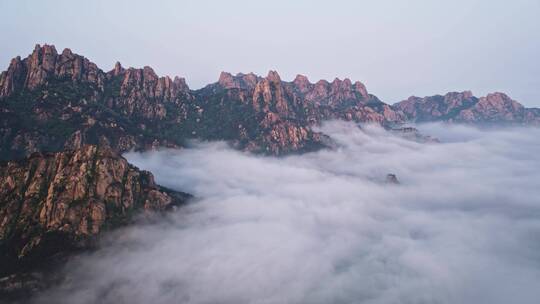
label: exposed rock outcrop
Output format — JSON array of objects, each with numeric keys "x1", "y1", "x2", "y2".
[
  {"x1": 197, "y1": 70, "x2": 405, "y2": 153},
  {"x1": 385, "y1": 173, "x2": 400, "y2": 184},
  {"x1": 0, "y1": 144, "x2": 191, "y2": 276},
  {"x1": 457, "y1": 92, "x2": 538, "y2": 123},
  {"x1": 394, "y1": 91, "x2": 540, "y2": 124},
  {"x1": 218, "y1": 72, "x2": 260, "y2": 90},
  {"x1": 390, "y1": 127, "x2": 439, "y2": 143},
  {"x1": 0, "y1": 44, "x2": 105, "y2": 97}
]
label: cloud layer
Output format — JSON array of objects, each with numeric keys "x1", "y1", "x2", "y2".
[{"x1": 32, "y1": 122, "x2": 540, "y2": 304}]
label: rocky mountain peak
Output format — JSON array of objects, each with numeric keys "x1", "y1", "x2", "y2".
[
  {"x1": 173, "y1": 76, "x2": 189, "y2": 91},
  {"x1": 10, "y1": 56, "x2": 22, "y2": 64},
  {"x1": 143, "y1": 66, "x2": 157, "y2": 78},
  {"x1": 332, "y1": 77, "x2": 352, "y2": 86},
  {"x1": 461, "y1": 90, "x2": 473, "y2": 99},
  {"x1": 218, "y1": 71, "x2": 234, "y2": 85},
  {"x1": 477, "y1": 92, "x2": 523, "y2": 112},
  {"x1": 301, "y1": 76, "x2": 369, "y2": 106},
  {"x1": 25, "y1": 44, "x2": 59, "y2": 89},
  {"x1": 293, "y1": 74, "x2": 309, "y2": 84},
  {"x1": 266, "y1": 70, "x2": 281, "y2": 83},
  {"x1": 354, "y1": 81, "x2": 369, "y2": 99},
  {"x1": 0, "y1": 56, "x2": 25, "y2": 97},
  {"x1": 293, "y1": 74, "x2": 312, "y2": 93},
  {"x1": 0, "y1": 44, "x2": 105, "y2": 98},
  {"x1": 482, "y1": 92, "x2": 513, "y2": 103},
  {"x1": 239, "y1": 73, "x2": 259, "y2": 88},
  {"x1": 61, "y1": 48, "x2": 73, "y2": 56},
  {"x1": 394, "y1": 90, "x2": 539, "y2": 124},
  {"x1": 330, "y1": 77, "x2": 352, "y2": 92},
  {"x1": 218, "y1": 72, "x2": 259, "y2": 90},
  {"x1": 32, "y1": 43, "x2": 58, "y2": 58},
  {"x1": 443, "y1": 91, "x2": 474, "y2": 100},
  {"x1": 112, "y1": 61, "x2": 124, "y2": 76},
  {"x1": 312, "y1": 79, "x2": 330, "y2": 93},
  {"x1": 117, "y1": 65, "x2": 189, "y2": 102}
]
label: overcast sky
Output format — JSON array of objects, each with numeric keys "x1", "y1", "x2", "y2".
[{"x1": 1, "y1": 0, "x2": 539, "y2": 106}]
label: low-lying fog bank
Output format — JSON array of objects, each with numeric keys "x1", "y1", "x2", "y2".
[{"x1": 32, "y1": 122, "x2": 540, "y2": 304}]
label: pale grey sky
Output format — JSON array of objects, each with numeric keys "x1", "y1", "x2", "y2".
[{"x1": 1, "y1": 0, "x2": 539, "y2": 106}]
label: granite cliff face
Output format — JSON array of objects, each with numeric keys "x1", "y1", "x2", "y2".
[
  {"x1": 394, "y1": 91, "x2": 540, "y2": 124},
  {"x1": 0, "y1": 143, "x2": 190, "y2": 277},
  {"x1": 0, "y1": 45, "x2": 104, "y2": 97}
]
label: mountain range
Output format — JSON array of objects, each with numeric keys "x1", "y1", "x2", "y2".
[
  {"x1": 0, "y1": 44, "x2": 538, "y2": 298},
  {"x1": 1, "y1": 44, "x2": 538, "y2": 161}
]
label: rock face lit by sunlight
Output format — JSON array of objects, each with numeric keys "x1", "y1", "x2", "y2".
[{"x1": 33, "y1": 122, "x2": 540, "y2": 304}]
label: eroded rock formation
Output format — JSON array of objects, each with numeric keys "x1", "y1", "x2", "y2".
[{"x1": 0, "y1": 143, "x2": 190, "y2": 276}]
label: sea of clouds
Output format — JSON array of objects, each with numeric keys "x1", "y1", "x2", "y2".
[{"x1": 32, "y1": 122, "x2": 540, "y2": 304}]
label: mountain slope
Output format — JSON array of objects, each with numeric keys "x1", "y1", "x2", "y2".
[{"x1": 0, "y1": 143, "x2": 191, "y2": 277}]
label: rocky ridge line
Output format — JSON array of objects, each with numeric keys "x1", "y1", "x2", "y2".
[
  {"x1": 0, "y1": 44, "x2": 407, "y2": 160},
  {"x1": 393, "y1": 91, "x2": 540, "y2": 124},
  {"x1": 2, "y1": 45, "x2": 538, "y2": 161}
]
